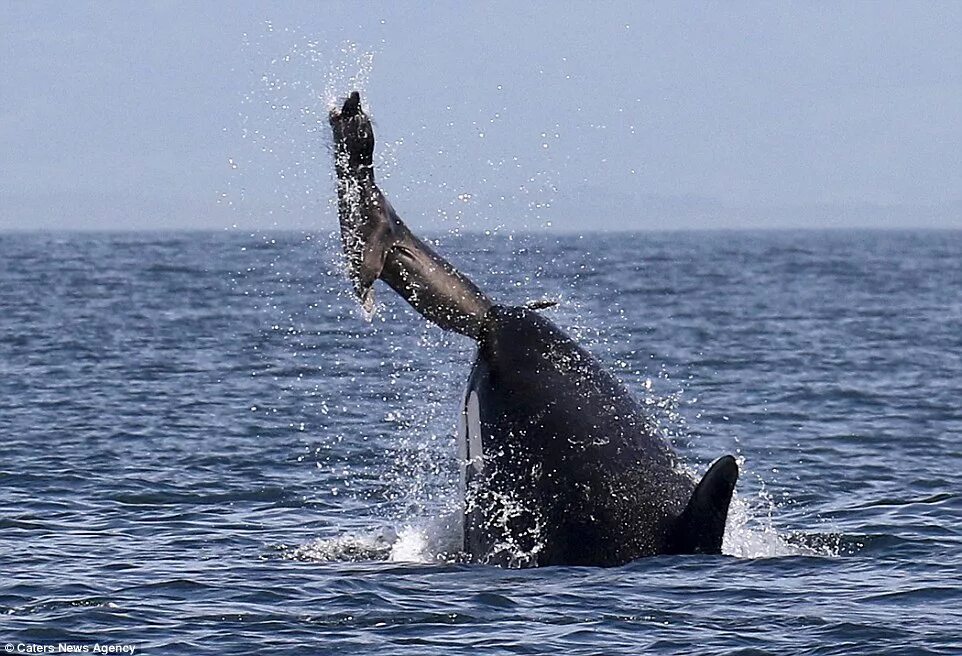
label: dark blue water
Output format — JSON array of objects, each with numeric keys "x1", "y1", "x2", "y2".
[{"x1": 1, "y1": 230, "x2": 960, "y2": 654}]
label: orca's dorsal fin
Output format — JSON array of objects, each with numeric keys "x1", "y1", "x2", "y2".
[{"x1": 669, "y1": 455, "x2": 739, "y2": 555}]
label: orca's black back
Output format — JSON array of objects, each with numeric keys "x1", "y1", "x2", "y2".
[{"x1": 462, "y1": 306, "x2": 695, "y2": 566}]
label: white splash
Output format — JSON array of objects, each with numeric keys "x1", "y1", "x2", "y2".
[
  {"x1": 283, "y1": 525, "x2": 398, "y2": 562},
  {"x1": 723, "y1": 491, "x2": 834, "y2": 558},
  {"x1": 388, "y1": 511, "x2": 463, "y2": 563},
  {"x1": 227, "y1": 28, "x2": 379, "y2": 232}
]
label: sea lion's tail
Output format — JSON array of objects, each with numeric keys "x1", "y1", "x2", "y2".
[{"x1": 330, "y1": 92, "x2": 492, "y2": 339}]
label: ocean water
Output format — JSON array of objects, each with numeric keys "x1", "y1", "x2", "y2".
[{"x1": 1, "y1": 229, "x2": 960, "y2": 654}]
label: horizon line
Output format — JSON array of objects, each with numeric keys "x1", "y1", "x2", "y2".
[{"x1": 2, "y1": 225, "x2": 962, "y2": 236}]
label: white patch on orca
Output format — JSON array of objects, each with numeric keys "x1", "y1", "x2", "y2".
[
  {"x1": 457, "y1": 395, "x2": 468, "y2": 463},
  {"x1": 465, "y1": 391, "x2": 484, "y2": 473},
  {"x1": 457, "y1": 389, "x2": 485, "y2": 519}
]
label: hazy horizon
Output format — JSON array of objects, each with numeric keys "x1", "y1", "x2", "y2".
[{"x1": 2, "y1": 2, "x2": 961, "y2": 233}]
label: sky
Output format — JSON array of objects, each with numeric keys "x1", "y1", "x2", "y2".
[{"x1": 1, "y1": 2, "x2": 960, "y2": 232}]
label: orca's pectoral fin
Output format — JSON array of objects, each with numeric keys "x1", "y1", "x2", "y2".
[{"x1": 669, "y1": 455, "x2": 739, "y2": 555}]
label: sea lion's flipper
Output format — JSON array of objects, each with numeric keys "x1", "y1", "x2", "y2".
[
  {"x1": 330, "y1": 92, "x2": 491, "y2": 337},
  {"x1": 329, "y1": 92, "x2": 397, "y2": 310},
  {"x1": 668, "y1": 455, "x2": 739, "y2": 554}
]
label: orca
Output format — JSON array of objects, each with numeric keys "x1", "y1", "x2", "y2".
[{"x1": 329, "y1": 91, "x2": 738, "y2": 566}]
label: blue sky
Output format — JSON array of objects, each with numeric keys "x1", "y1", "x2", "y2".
[{"x1": 1, "y1": 2, "x2": 960, "y2": 231}]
